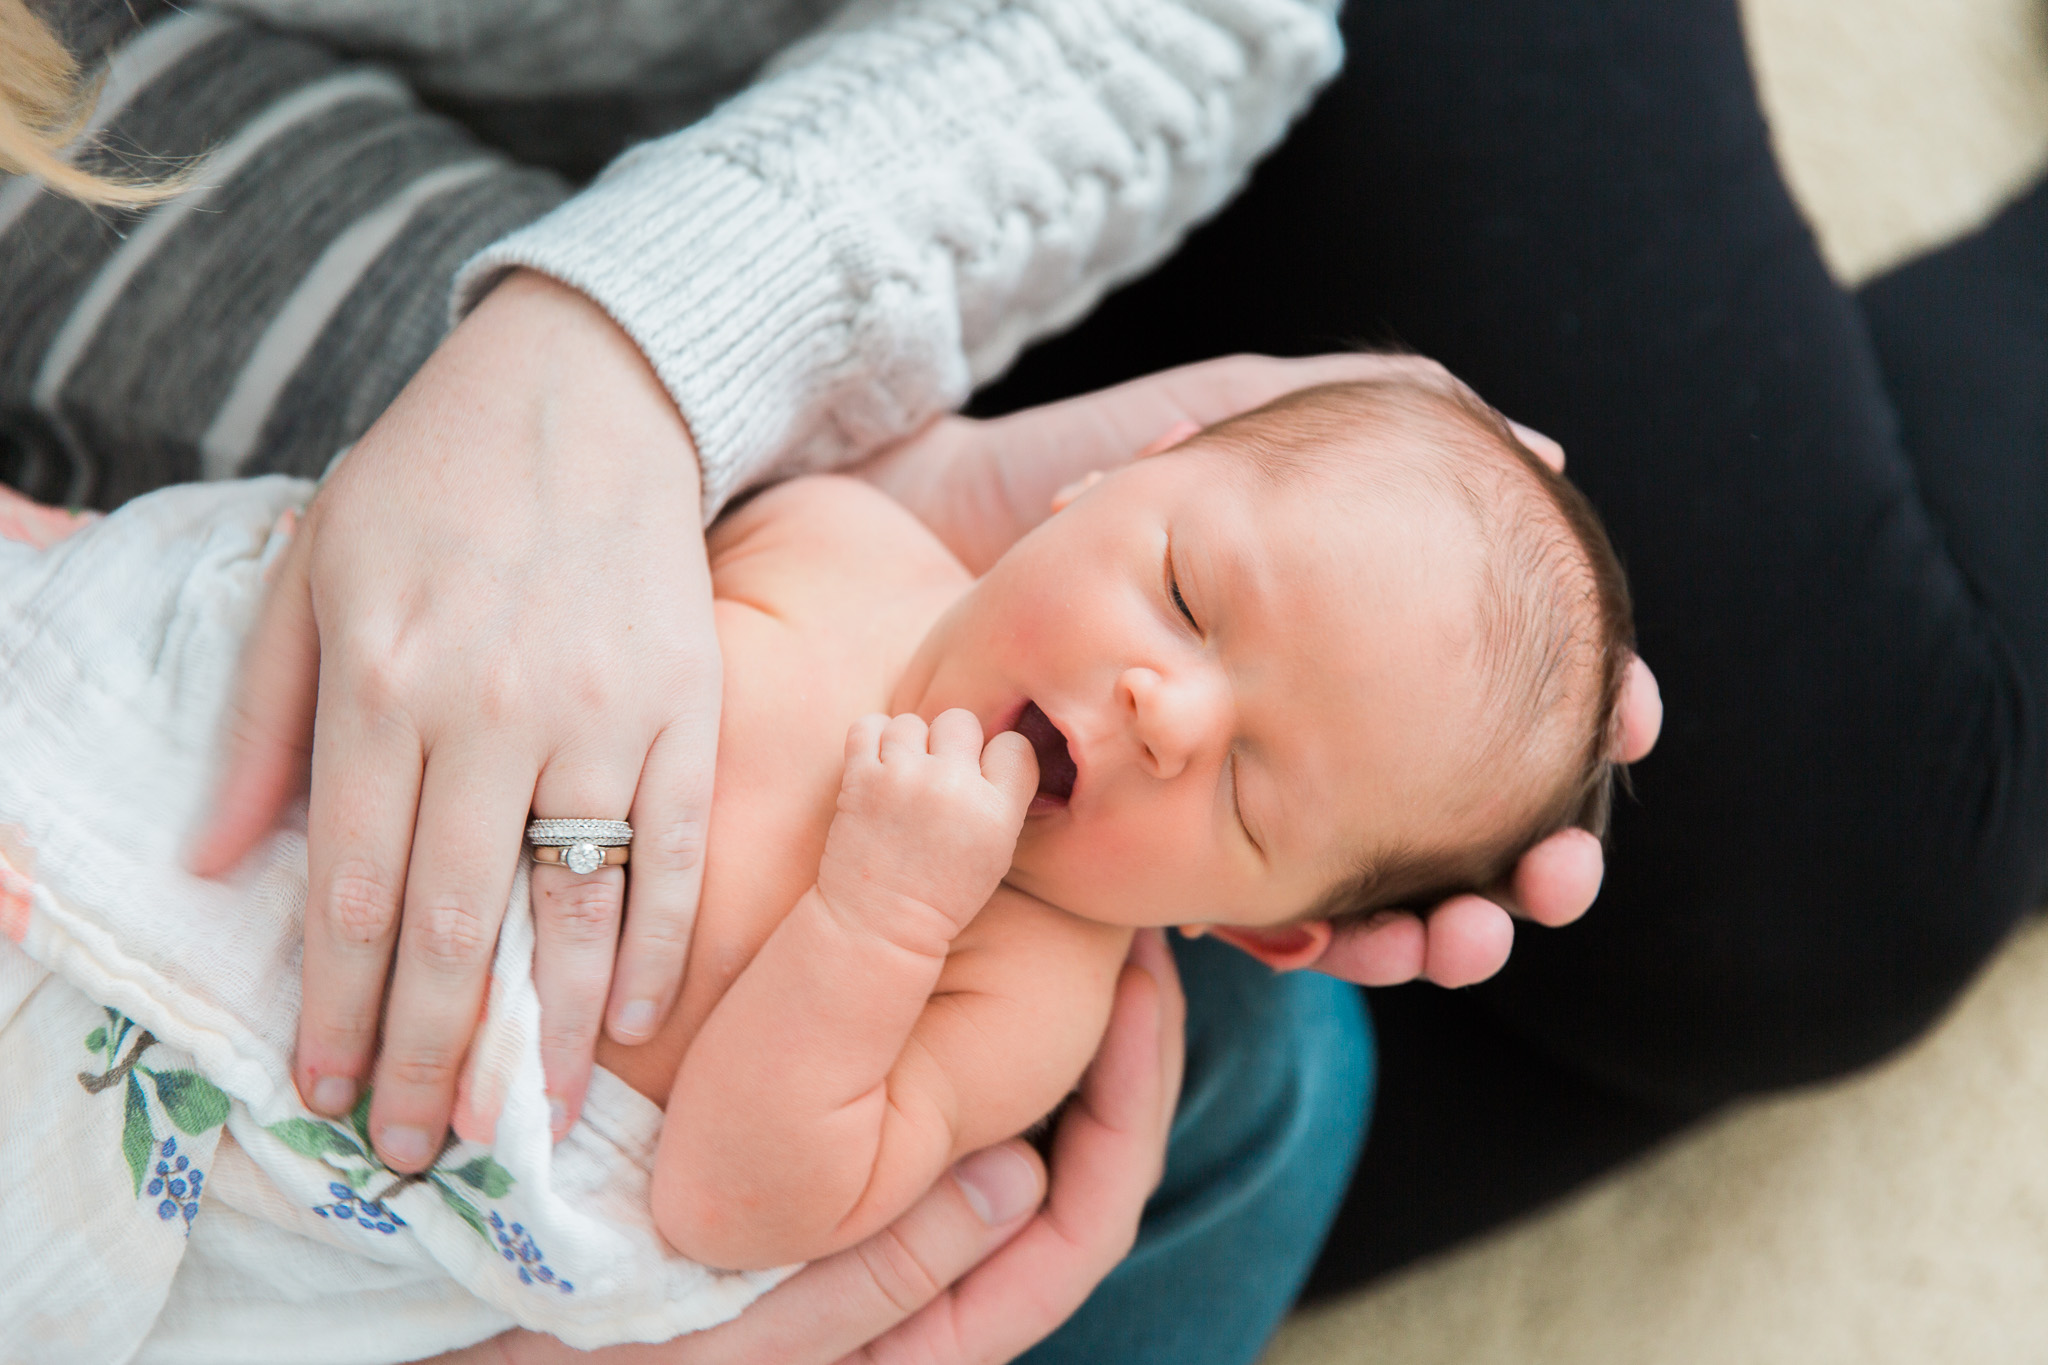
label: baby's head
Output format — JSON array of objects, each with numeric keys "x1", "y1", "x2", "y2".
[{"x1": 898, "y1": 375, "x2": 1634, "y2": 965}]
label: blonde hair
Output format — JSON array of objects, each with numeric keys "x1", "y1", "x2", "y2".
[{"x1": 0, "y1": 0, "x2": 184, "y2": 207}]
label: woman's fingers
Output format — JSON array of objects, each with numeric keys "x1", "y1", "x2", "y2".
[
  {"x1": 1508, "y1": 420, "x2": 1566, "y2": 471},
  {"x1": 1468, "y1": 655, "x2": 1658, "y2": 935},
  {"x1": 294, "y1": 682, "x2": 426, "y2": 1121},
  {"x1": 1127, "y1": 926, "x2": 1187, "y2": 1118},
  {"x1": 529, "y1": 861, "x2": 625, "y2": 1137},
  {"x1": 524, "y1": 740, "x2": 643, "y2": 1137},
  {"x1": 1420, "y1": 895, "x2": 1517, "y2": 987},
  {"x1": 367, "y1": 742, "x2": 535, "y2": 1170},
  {"x1": 609, "y1": 701, "x2": 718, "y2": 1045},
  {"x1": 1619, "y1": 654, "x2": 1663, "y2": 763},
  {"x1": 1309, "y1": 910, "x2": 1428, "y2": 986},
  {"x1": 1311, "y1": 650, "x2": 1666, "y2": 989},
  {"x1": 527, "y1": 742, "x2": 643, "y2": 1135},
  {"x1": 432, "y1": 1148, "x2": 1045, "y2": 1365},
  {"x1": 1510, "y1": 827, "x2": 1605, "y2": 928},
  {"x1": 667, "y1": 1144, "x2": 1045, "y2": 1365},
  {"x1": 189, "y1": 518, "x2": 321, "y2": 879},
  {"x1": 1313, "y1": 898, "x2": 1517, "y2": 989}
]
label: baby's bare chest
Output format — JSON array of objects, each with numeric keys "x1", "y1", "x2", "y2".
[{"x1": 594, "y1": 479, "x2": 966, "y2": 1100}]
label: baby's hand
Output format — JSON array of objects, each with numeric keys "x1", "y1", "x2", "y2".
[{"x1": 816, "y1": 710, "x2": 1038, "y2": 954}]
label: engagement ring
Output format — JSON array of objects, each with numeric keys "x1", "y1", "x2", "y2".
[
  {"x1": 532, "y1": 843, "x2": 630, "y2": 871},
  {"x1": 526, "y1": 818, "x2": 633, "y2": 876}
]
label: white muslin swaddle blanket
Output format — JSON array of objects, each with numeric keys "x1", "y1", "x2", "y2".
[{"x1": 0, "y1": 478, "x2": 789, "y2": 1365}]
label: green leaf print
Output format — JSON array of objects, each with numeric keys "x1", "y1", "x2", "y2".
[
  {"x1": 149, "y1": 1068, "x2": 230, "y2": 1134},
  {"x1": 434, "y1": 1177, "x2": 493, "y2": 1244},
  {"x1": 450, "y1": 1154, "x2": 514, "y2": 1199},
  {"x1": 122, "y1": 1073, "x2": 154, "y2": 1197},
  {"x1": 348, "y1": 1087, "x2": 375, "y2": 1157},
  {"x1": 266, "y1": 1117, "x2": 366, "y2": 1161},
  {"x1": 85, "y1": 1026, "x2": 106, "y2": 1054}
]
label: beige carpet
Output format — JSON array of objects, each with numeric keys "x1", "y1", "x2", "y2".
[{"x1": 1265, "y1": 2, "x2": 2048, "y2": 1362}]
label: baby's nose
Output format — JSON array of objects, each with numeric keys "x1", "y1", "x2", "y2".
[{"x1": 1118, "y1": 667, "x2": 1224, "y2": 780}]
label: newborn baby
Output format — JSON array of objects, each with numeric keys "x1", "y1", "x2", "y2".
[
  {"x1": 0, "y1": 375, "x2": 1631, "y2": 1359},
  {"x1": 624, "y1": 375, "x2": 1635, "y2": 1272}
]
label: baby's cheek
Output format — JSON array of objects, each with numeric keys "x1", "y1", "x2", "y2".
[{"x1": 1033, "y1": 822, "x2": 1204, "y2": 928}]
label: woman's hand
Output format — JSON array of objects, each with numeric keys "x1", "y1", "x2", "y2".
[
  {"x1": 1310, "y1": 654, "x2": 1663, "y2": 987},
  {"x1": 861, "y1": 352, "x2": 1561, "y2": 575},
  {"x1": 863, "y1": 354, "x2": 1662, "y2": 988},
  {"x1": 433, "y1": 929, "x2": 1185, "y2": 1365},
  {"x1": 190, "y1": 271, "x2": 721, "y2": 1168}
]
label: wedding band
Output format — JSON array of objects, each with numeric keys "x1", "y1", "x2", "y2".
[
  {"x1": 532, "y1": 843, "x2": 630, "y2": 870},
  {"x1": 525, "y1": 819, "x2": 633, "y2": 847},
  {"x1": 526, "y1": 819, "x2": 634, "y2": 876}
]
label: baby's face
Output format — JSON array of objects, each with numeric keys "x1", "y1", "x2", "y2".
[{"x1": 893, "y1": 439, "x2": 1510, "y2": 929}]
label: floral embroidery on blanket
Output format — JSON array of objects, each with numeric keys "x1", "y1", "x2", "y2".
[
  {"x1": 489, "y1": 1209, "x2": 574, "y2": 1292},
  {"x1": 76, "y1": 1008, "x2": 229, "y2": 1230},
  {"x1": 264, "y1": 1091, "x2": 571, "y2": 1292}
]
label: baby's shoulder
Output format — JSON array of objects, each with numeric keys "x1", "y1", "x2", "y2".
[{"x1": 710, "y1": 476, "x2": 966, "y2": 617}]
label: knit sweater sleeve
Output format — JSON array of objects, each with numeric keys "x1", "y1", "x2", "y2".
[{"x1": 451, "y1": 0, "x2": 1343, "y2": 519}]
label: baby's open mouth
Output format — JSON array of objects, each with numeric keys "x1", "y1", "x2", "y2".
[{"x1": 1012, "y1": 702, "x2": 1076, "y2": 807}]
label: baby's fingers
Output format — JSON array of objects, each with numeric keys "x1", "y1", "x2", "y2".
[
  {"x1": 877, "y1": 713, "x2": 931, "y2": 766},
  {"x1": 980, "y1": 730, "x2": 1038, "y2": 818},
  {"x1": 844, "y1": 714, "x2": 889, "y2": 768},
  {"x1": 926, "y1": 708, "x2": 986, "y2": 762}
]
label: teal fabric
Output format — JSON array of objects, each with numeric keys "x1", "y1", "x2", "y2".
[{"x1": 1022, "y1": 935, "x2": 1374, "y2": 1365}]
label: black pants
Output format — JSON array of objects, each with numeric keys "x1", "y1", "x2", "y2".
[{"x1": 979, "y1": 0, "x2": 2048, "y2": 1286}]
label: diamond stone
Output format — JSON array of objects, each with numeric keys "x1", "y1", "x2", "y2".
[{"x1": 564, "y1": 841, "x2": 603, "y2": 875}]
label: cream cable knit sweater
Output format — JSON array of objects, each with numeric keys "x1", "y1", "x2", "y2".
[{"x1": 214, "y1": 0, "x2": 1343, "y2": 516}]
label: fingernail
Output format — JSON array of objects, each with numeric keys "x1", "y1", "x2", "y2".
[
  {"x1": 614, "y1": 1000, "x2": 657, "y2": 1040},
  {"x1": 953, "y1": 1145, "x2": 1038, "y2": 1225},
  {"x1": 548, "y1": 1097, "x2": 568, "y2": 1137},
  {"x1": 380, "y1": 1125, "x2": 431, "y2": 1166},
  {"x1": 311, "y1": 1076, "x2": 356, "y2": 1114}
]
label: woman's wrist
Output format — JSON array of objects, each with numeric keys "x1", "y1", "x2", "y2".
[{"x1": 471, "y1": 268, "x2": 708, "y2": 520}]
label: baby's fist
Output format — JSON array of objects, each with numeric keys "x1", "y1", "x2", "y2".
[{"x1": 817, "y1": 710, "x2": 1038, "y2": 950}]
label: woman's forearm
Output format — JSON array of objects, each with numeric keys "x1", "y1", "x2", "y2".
[{"x1": 455, "y1": 0, "x2": 1344, "y2": 520}]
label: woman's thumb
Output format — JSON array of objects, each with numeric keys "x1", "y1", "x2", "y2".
[{"x1": 188, "y1": 522, "x2": 322, "y2": 877}]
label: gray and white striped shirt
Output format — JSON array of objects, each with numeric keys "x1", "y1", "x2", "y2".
[{"x1": 1, "y1": 0, "x2": 1341, "y2": 513}]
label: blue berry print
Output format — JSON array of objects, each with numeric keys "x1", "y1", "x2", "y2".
[
  {"x1": 78, "y1": 1012, "x2": 227, "y2": 1236},
  {"x1": 146, "y1": 1135, "x2": 204, "y2": 1229},
  {"x1": 313, "y1": 1180, "x2": 407, "y2": 1234},
  {"x1": 488, "y1": 1210, "x2": 573, "y2": 1293}
]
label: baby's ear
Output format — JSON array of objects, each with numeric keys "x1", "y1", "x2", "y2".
[{"x1": 1205, "y1": 920, "x2": 1334, "y2": 973}]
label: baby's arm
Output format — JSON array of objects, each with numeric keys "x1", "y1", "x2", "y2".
[{"x1": 653, "y1": 710, "x2": 1125, "y2": 1271}]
